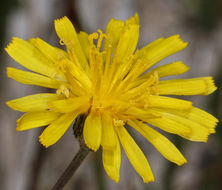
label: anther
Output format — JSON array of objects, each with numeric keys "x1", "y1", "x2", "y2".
[
  {"x1": 113, "y1": 119, "x2": 124, "y2": 127},
  {"x1": 55, "y1": 59, "x2": 67, "y2": 73},
  {"x1": 59, "y1": 39, "x2": 65, "y2": 45},
  {"x1": 56, "y1": 84, "x2": 70, "y2": 98},
  {"x1": 57, "y1": 52, "x2": 66, "y2": 61}
]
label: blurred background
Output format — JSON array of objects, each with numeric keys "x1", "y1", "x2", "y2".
[{"x1": 0, "y1": 0, "x2": 222, "y2": 189}]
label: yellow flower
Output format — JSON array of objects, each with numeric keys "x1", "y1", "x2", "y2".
[{"x1": 5, "y1": 14, "x2": 218, "y2": 183}]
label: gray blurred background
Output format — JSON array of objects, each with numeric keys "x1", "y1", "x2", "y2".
[{"x1": 0, "y1": 0, "x2": 222, "y2": 190}]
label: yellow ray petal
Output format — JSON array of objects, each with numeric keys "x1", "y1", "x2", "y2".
[
  {"x1": 77, "y1": 31, "x2": 90, "y2": 60},
  {"x1": 54, "y1": 16, "x2": 88, "y2": 71},
  {"x1": 124, "y1": 106, "x2": 161, "y2": 121},
  {"x1": 17, "y1": 111, "x2": 61, "y2": 131},
  {"x1": 113, "y1": 24, "x2": 139, "y2": 64},
  {"x1": 172, "y1": 116, "x2": 210, "y2": 142},
  {"x1": 150, "y1": 109, "x2": 210, "y2": 142},
  {"x1": 5, "y1": 37, "x2": 65, "y2": 80},
  {"x1": 128, "y1": 37, "x2": 165, "y2": 78},
  {"x1": 50, "y1": 96, "x2": 90, "y2": 113},
  {"x1": 83, "y1": 112, "x2": 102, "y2": 151},
  {"x1": 102, "y1": 137, "x2": 121, "y2": 183},
  {"x1": 157, "y1": 77, "x2": 217, "y2": 95},
  {"x1": 116, "y1": 125, "x2": 154, "y2": 183},
  {"x1": 7, "y1": 93, "x2": 65, "y2": 112},
  {"x1": 88, "y1": 46, "x2": 103, "y2": 89},
  {"x1": 201, "y1": 77, "x2": 218, "y2": 95},
  {"x1": 129, "y1": 120, "x2": 187, "y2": 166},
  {"x1": 148, "y1": 95, "x2": 192, "y2": 110},
  {"x1": 145, "y1": 111, "x2": 191, "y2": 136},
  {"x1": 119, "y1": 69, "x2": 158, "y2": 96},
  {"x1": 103, "y1": 18, "x2": 124, "y2": 53},
  {"x1": 188, "y1": 107, "x2": 218, "y2": 133},
  {"x1": 142, "y1": 35, "x2": 188, "y2": 69},
  {"x1": 65, "y1": 58, "x2": 92, "y2": 90},
  {"x1": 136, "y1": 37, "x2": 165, "y2": 59},
  {"x1": 156, "y1": 107, "x2": 218, "y2": 134},
  {"x1": 101, "y1": 114, "x2": 117, "y2": 149},
  {"x1": 29, "y1": 38, "x2": 68, "y2": 63},
  {"x1": 7, "y1": 67, "x2": 64, "y2": 89},
  {"x1": 142, "y1": 61, "x2": 190, "y2": 79},
  {"x1": 39, "y1": 112, "x2": 77, "y2": 147},
  {"x1": 65, "y1": 71, "x2": 88, "y2": 96},
  {"x1": 102, "y1": 19, "x2": 125, "y2": 83}
]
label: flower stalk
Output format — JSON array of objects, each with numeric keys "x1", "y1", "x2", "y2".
[{"x1": 51, "y1": 115, "x2": 90, "y2": 190}]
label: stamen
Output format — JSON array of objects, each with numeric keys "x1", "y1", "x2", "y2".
[
  {"x1": 57, "y1": 52, "x2": 66, "y2": 61},
  {"x1": 129, "y1": 100, "x2": 136, "y2": 105},
  {"x1": 59, "y1": 39, "x2": 65, "y2": 45},
  {"x1": 151, "y1": 86, "x2": 159, "y2": 95},
  {"x1": 56, "y1": 84, "x2": 70, "y2": 97},
  {"x1": 144, "y1": 99, "x2": 149, "y2": 109},
  {"x1": 59, "y1": 39, "x2": 72, "y2": 49},
  {"x1": 153, "y1": 71, "x2": 159, "y2": 85},
  {"x1": 55, "y1": 59, "x2": 67, "y2": 73},
  {"x1": 113, "y1": 119, "x2": 125, "y2": 127}
]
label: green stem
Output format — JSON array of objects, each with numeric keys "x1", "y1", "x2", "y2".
[
  {"x1": 51, "y1": 115, "x2": 90, "y2": 190},
  {"x1": 51, "y1": 145, "x2": 90, "y2": 190}
]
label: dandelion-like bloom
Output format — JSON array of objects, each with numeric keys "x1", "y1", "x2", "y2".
[{"x1": 6, "y1": 14, "x2": 218, "y2": 183}]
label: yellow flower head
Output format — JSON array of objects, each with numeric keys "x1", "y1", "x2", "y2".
[{"x1": 6, "y1": 14, "x2": 218, "y2": 183}]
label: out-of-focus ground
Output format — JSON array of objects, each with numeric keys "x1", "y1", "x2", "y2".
[{"x1": 0, "y1": 0, "x2": 222, "y2": 190}]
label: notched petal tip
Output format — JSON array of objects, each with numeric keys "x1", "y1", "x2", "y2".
[
  {"x1": 6, "y1": 67, "x2": 12, "y2": 78},
  {"x1": 16, "y1": 118, "x2": 23, "y2": 131},
  {"x1": 16, "y1": 127, "x2": 23, "y2": 131},
  {"x1": 39, "y1": 135, "x2": 50, "y2": 148},
  {"x1": 83, "y1": 113, "x2": 102, "y2": 152},
  {"x1": 177, "y1": 157, "x2": 187, "y2": 166},
  {"x1": 103, "y1": 163, "x2": 120, "y2": 183},
  {"x1": 112, "y1": 173, "x2": 120, "y2": 183},
  {"x1": 170, "y1": 34, "x2": 188, "y2": 46},
  {"x1": 105, "y1": 171, "x2": 120, "y2": 183},
  {"x1": 84, "y1": 141, "x2": 99, "y2": 152},
  {"x1": 5, "y1": 44, "x2": 11, "y2": 53},
  {"x1": 6, "y1": 37, "x2": 23, "y2": 48},
  {"x1": 54, "y1": 16, "x2": 75, "y2": 41},
  {"x1": 5, "y1": 38, "x2": 17, "y2": 54},
  {"x1": 6, "y1": 100, "x2": 15, "y2": 110},
  {"x1": 110, "y1": 174, "x2": 120, "y2": 183},
  {"x1": 143, "y1": 175, "x2": 155, "y2": 183},
  {"x1": 16, "y1": 123, "x2": 27, "y2": 131},
  {"x1": 54, "y1": 16, "x2": 69, "y2": 24},
  {"x1": 125, "y1": 15, "x2": 140, "y2": 26},
  {"x1": 203, "y1": 135, "x2": 210, "y2": 143},
  {"x1": 203, "y1": 77, "x2": 217, "y2": 95}
]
